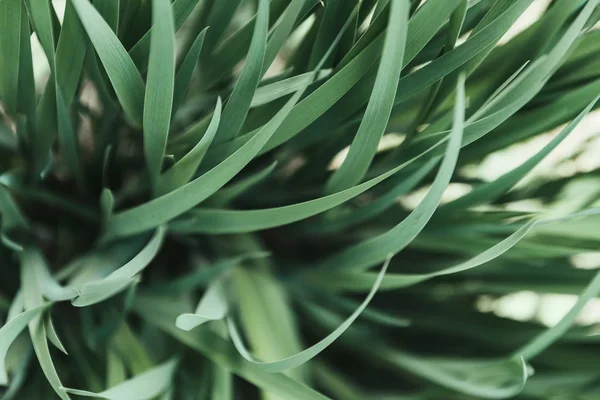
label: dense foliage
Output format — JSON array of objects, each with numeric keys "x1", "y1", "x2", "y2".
[{"x1": 1, "y1": 0, "x2": 600, "y2": 398}]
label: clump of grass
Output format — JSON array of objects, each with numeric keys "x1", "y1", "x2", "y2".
[{"x1": 1, "y1": 0, "x2": 600, "y2": 398}]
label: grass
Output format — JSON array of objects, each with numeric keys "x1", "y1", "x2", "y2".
[{"x1": 1, "y1": 0, "x2": 600, "y2": 398}]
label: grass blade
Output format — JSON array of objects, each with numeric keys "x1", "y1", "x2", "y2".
[
  {"x1": 325, "y1": 0, "x2": 409, "y2": 194},
  {"x1": 311, "y1": 220, "x2": 536, "y2": 291},
  {"x1": 445, "y1": 95, "x2": 600, "y2": 211},
  {"x1": 0, "y1": 0, "x2": 21, "y2": 115},
  {"x1": 20, "y1": 248, "x2": 70, "y2": 400},
  {"x1": 172, "y1": 28, "x2": 207, "y2": 115},
  {"x1": 72, "y1": 0, "x2": 145, "y2": 127},
  {"x1": 144, "y1": 0, "x2": 176, "y2": 187},
  {"x1": 73, "y1": 227, "x2": 166, "y2": 307},
  {"x1": 0, "y1": 305, "x2": 48, "y2": 385},
  {"x1": 214, "y1": 0, "x2": 268, "y2": 142},
  {"x1": 156, "y1": 98, "x2": 221, "y2": 196}
]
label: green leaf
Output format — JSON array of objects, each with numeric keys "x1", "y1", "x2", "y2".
[
  {"x1": 262, "y1": 0, "x2": 307, "y2": 75},
  {"x1": 146, "y1": 252, "x2": 269, "y2": 294},
  {"x1": 6, "y1": 293, "x2": 23, "y2": 322},
  {"x1": 28, "y1": 247, "x2": 78, "y2": 301},
  {"x1": 55, "y1": 88, "x2": 83, "y2": 189},
  {"x1": 0, "y1": 0, "x2": 21, "y2": 115},
  {"x1": 0, "y1": 336, "x2": 31, "y2": 400},
  {"x1": 110, "y1": 322, "x2": 154, "y2": 375},
  {"x1": 61, "y1": 359, "x2": 178, "y2": 400},
  {"x1": 314, "y1": 75, "x2": 466, "y2": 272},
  {"x1": 250, "y1": 70, "x2": 329, "y2": 108},
  {"x1": 92, "y1": 0, "x2": 120, "y2": 32},
  {"x1": 106, "y1": 350, "x2": 126, "y2": 388},
  {"x1": 380, "y1": 350, "x2": 528, "y2": 399},
  {"x1": 227, "y1": 256, "x2": 390, "y2": 372},
  {"x1": 393, "y1": 0, "x2": 535, "y2": 107},
  {"x1": 100, "y1": 188, "x2": 115, "y2": 224},
  {"x1": 211, "y1": 364, "x2": 233, "y2": 400},
  {"x1": 72, "y1": 0, "x2": 145, "y2": 127},
  {"x1": 175, "y1": 281, "x2": 228, "y2": 331},
  {"x1": 325, "y1": 0, "x2": 409, "y2": 194},
  {"x1": 0, "y1": 183, "x2": 28, "y2": 232},
  {"x1": 24, "y1": 0, "x2": 56, "y2": 67},
  {"x1": 299, "y1": 288, "x2": 412, "y2": 329},
  {"x1": 144, "y1": 0, "x2": 176, "y2": 187},
  {"x1": 156, "y1": 98, "x2": 222, "y2": 196},
  {"x1": 214, "y1": 0, "x2": 268, "y2": 142},
  {"x1": 229, "y1": 253, "x2": 308, "y2": 385},
  {"x1": 205, "y1": 43, "x2": 378, "y2": 161},
  {"x1": 515, "y1": 264, "x2": 600, "y2": 360},
  {"x1": 128, "y1": 0, "x2": 200, "y2": 69},
  {"x1": 16, "y1": 1, "x2": 36, "y2": 133},
  {"x1": 201, "y1": 0, "x2": 242, "y2": 56},
  {"x1": 305, "y1": 160, "x2": 437, "y2": 235},
  {"x1": 73, "y1": 227, "x2": 166, "y2": 307},
  {"x1": 447, "y1": 0, "x2": 468, "y2": 51},
  {"x1": 20, "y1": 248, "x2": 70, "y2": 400},
  {"x1": 469, "y1": 0, "x2": 600, "y2": 122},
  {"x1": 307, "y1": 305, "x2": 528, "y2": 399},
  {"x1": 409, "y1": 0, "x2": 600, "y2": 164},
  {"x1": 45, "y1": 315, "x2": 67, "y2": 355},
  {"x1": 307, "y1": 0, "x2": 350, "y2": 69},
  {"x1": 198, "y1": 0, "x2": 305, "y2": 88},
  {"x1": 47, "y1": 0, "x2": 87, "y2": 185},
  {"x1": 311, "y1": 220, "x2": 536, "y2": 291},
  {"x1": 55, "y1": 0, "x2": 87, "y2": 106},
  {"x1": 172, "y1": 28, "x2": 207, "y2": 115},
  {"x1": 0, "y1": 305, "x2": 49, "y2": 385}
]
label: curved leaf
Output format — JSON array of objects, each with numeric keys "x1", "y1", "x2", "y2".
[
  {"x1": 312, "y1": 220, "x2": 536, "y2": 291},
  {"x1": 314, "y1": 74, "x2": 466, "y2": 272},
  {"x1": 61, "y1": 359, "x2": 178, "y2": 400},
  {"x1": 176, "y1": 281, "x2": 228, "y2": 331},
  {"x1": 20, "y1": 249, "x2": 70, "y2": 400},
  {"x1": 325, "y1": 0, "x2": 409, "y2": 193},
  {"x1": 170, "y1": 153, "x2": 427, "y2": 234},
  {"x1": 444, "y1": 95, "x2": 600, "y2": 211},
  {"x1": 304, "y1": 159, "x2": 437, "y2": 235},
  {"x1": 214, "y1": 0, "x2": 268, "y2": 142},
  {"x1": 73, "y1": 227, "x2": 166, "y2": 307},
  {"x1": 227, "y1": 256, "x2": 390, "y2": 372},
  {"x1": 0, "y1": 305, "x2": 48, "y2": 385},
  {"x1": 172, "y1": 28, "x2": 207, "y2": 114},
  {"x1": 515, "y1": 263, "x2": 600, "y2": 360}
]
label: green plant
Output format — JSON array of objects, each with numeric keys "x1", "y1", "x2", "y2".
[{"x1": 1, "y1": 0, "x2": 600, "y2": 398}]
